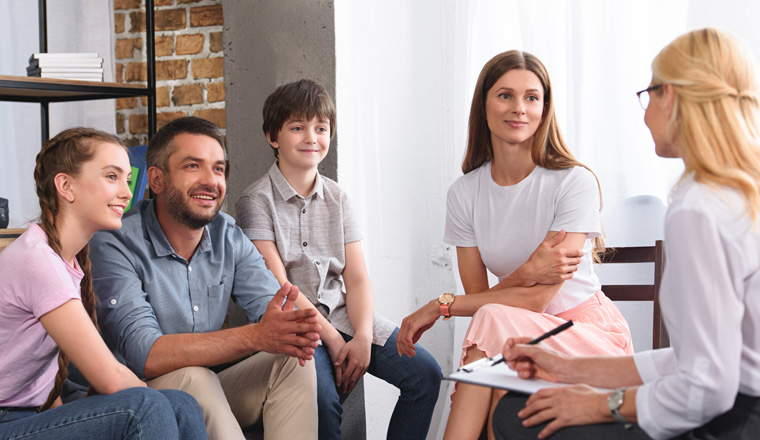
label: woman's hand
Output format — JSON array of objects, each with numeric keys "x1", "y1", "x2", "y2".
[
  {"x1": 397, "y1": 300, "x2": 440, "y2": 357},
  {"x1": 518, "y1": 384, "x2": 611, "y2": 439},
  {"x1": 503, "y1": 337, "x2": 574, "y2": 383},
  {"x1": 334, "y1": 334, "x2": 371, "y2": 393},
  {"x1": 513, "y1": 230, "x2": 584, "y2": 286}
]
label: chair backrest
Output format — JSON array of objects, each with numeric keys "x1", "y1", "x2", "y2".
[
  {"x1": 600, "y1": 240, "x2": 669, "y2": 349},
  {"x1": 0, "y1": 228, "x2": 24, "y2": 253}
]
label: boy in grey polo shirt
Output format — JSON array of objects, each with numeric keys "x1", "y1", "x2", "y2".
[{"x1": 236, "y1": 79, "x2": 442, "y2": 440}]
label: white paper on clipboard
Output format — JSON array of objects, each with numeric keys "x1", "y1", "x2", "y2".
[{"x1": 444, "y1": 363, "x2": 611, "y2": 394}]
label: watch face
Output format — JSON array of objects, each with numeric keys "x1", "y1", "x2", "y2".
[
  {"x1": 608, "y1": 389, "x2": 624, "y2": 411},
  {"x1": 439, "y1": 293, "x2": 455, "y2": 304}
]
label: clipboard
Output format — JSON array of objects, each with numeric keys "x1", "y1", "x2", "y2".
[{"x1": 444, "y1": 355, "x2": 611, "y2": 394}]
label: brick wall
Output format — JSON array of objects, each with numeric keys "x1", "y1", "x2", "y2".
[{"x1": 114, "y1": 0, "x2": 225, "y2": 146}]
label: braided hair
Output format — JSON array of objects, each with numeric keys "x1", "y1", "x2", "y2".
[{"x1": 33, "y1": 127, "x2": 125, "y2": 411}]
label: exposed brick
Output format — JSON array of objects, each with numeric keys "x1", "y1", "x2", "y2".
[
  {"x1": 157, "y1": 86, "x2": 171, "y2": 107},
  {"x1": 129, "y1": 114, "x2": 148, "y2": 134},
  {"x1": 158, "y1": 111, "x2": 188, "y2": 129},
  {"x1": 125, "y1": 62, "x2": 147, "y2": 82},
  {"x1": 176, "y1": 34, "x2": 204, "y2": 55},
  {"x1": 140, "y1": 96, "x2": 146, "y2": 107},
  {"x1": 178, "y1": 0, "x2": 202, "y2": 3},
  {"x1": 172, "y1": 84, "x2": 203, "y2": 106},
  {"x1": 115, "y1": 38, "x2": 142, "y2": 59},
  {"x1": 156, "y1": 9, "x2": 186, "y2": 31},
  {"x1": 209, "y1": 32, "x2": 222, "y2": 52},
  {"x1": 191, "y1": 57, "x2": 223, "y2": 79},
  {"x1": 207, "y1": 81, "x2": 225, "y2": 103},
  {"x1": 155, "y1": 0, "x2": 173, "y2": 6},
  {"x1": 116, "y1": 113, "x2": 125, "y2": 134},
  {"x1": 114, "y1": 0, "x2": 141, "y2": 10},
  {"x1": 156, "y1": 59, "x2": 187, "y2": 80},
  {"x1": 190, "y1": 5, "x2": 223, "y2": 27},
  {"x1": 115, "y1": 63, "x2": 124, "y2": 83},
  {"x1": 116, "y1": 97, "x2": 137, "y2": 110},
  {"x1": 193, "y1": 108, "x2": 225, "y2": 128},
  {"x1": 115, "y1": 13, "x2": 125, "y2": 34},
  {"x1": 129, "y1": 11, "x2": 145, "y2": 32},
  {"x1": 124, "y1": 137, "x2": 143, "y2": 147},
  {"x1": 155, "y1": 36, "x2": 174, "y2": 57}
]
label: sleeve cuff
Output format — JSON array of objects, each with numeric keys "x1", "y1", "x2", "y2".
[
  {"x1": 633, "y1": 347, "x2": 676, "y2": 383},
  {"x1": 240, "y1": 228, "x2": 276, "y2": 241}
]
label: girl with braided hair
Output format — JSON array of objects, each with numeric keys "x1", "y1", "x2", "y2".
[{"x1": 0, "y1": 128, "x2": 207, "y2": 439}]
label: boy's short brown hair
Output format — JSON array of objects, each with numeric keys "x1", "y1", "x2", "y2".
[{"x1": 262, "y1": 79, "x2": 337, "y2": 158}]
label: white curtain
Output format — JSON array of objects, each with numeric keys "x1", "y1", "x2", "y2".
[{"x1": 0, "y1": 0, "x2": 116, "y2": 228}]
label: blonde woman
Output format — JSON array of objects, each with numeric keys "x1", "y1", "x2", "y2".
[{"x1": 496, "y1": 28, "x2": 760, "y2": 440}]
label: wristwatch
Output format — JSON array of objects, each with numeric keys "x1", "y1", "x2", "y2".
[
  {"x1": 437, "y1": 293, "x2": 455, "y2": 320},
  {"x1": 607, "y1": 388, "x2": 629, "y2": 425}
]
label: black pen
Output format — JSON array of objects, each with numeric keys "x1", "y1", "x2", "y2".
[
  {"x1": 490, "y1": 320, "x2": 573, "y2": 367},
  {"x1": 460, "y1": 321, "x2": 574, "y2": 372}
]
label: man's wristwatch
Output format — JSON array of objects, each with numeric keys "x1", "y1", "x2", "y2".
[
  {"x1": 437, "y1": 293, "x2": 455, "y2": 320},
  {"x1": 607, "y1": 388, "x2": 630, "y2": 425}
]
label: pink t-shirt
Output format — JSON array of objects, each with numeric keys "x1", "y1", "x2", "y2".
[{"x1": 0, "y1": 223, "x2": 83, "y2": 407}]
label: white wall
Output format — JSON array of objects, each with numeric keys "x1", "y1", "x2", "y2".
[{"x1": 333, "y1": 1, "x2": 760, "y2": 439}]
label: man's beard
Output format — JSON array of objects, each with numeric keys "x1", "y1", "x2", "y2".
[{"x1": 163, "y1": 181, "x2": 223, "y2": 230}]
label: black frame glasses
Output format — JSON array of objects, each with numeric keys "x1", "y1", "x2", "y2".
[{"x1": 636, "y1": 84, "x2": 663, "y2": 110}]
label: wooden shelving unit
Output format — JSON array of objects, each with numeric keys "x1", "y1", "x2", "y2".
[{"x1": 0, "y1": 0, "x2": 156, "y2": 140}]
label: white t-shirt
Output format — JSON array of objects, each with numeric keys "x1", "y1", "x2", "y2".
[
  {"x1": 0, "y1": 223, "x2": 83, "y2": 407},
  {"x1": 634, "y1": 174, "x2": 760, "y2": 439},
  {"x1": 444, "y1": 162, "x2": 602, "y2": 314}
]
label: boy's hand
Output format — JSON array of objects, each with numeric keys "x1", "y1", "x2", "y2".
[
  {"x1": 252, "y1": 283, "x2": 321, "y2": 366},
  {"x1": 335, "y1": 336, "x2": 371, "y2": 393},
  {"x1": 325, "y1": 336, "x2": 347, "y2": 389}
]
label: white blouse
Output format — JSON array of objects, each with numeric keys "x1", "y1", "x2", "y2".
[{"x1": 634, "y1": 174, "x2": 760, "y2": 439}]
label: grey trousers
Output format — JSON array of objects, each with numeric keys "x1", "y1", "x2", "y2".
[{"x1": 492, "y1": 392, "x2": 760, "y2": 440}]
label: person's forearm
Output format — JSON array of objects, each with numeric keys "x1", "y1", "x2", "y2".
[
  {"x1": 449, "y1": 282, "x2": 563, "y2": 316},
  {"x1": 294, "y1": 292, "x2": 343, "y2": 346},
  {"x1": 345, "y1": 279, "x2": 374, "y2": 341},
  {"x1": 567, "y1": 356, "x2": 643, "y2": 389},
  {"x1": 143, "y1": 325, "x2": 261, "y2": 378}
]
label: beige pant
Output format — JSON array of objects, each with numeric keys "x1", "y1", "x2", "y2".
[{"x1": 147, "y1": 353, "x2": 317, "y2": 440}]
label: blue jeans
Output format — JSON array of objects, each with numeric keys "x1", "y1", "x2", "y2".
[
  {"x1": 314, "y1": 327, "x2": 442, "y2": 440},
  {"x1": 0, "y1": 388, "x2": 207, "y2": 439}
]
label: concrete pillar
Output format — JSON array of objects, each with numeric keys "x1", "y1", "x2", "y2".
[{"x1": 223, "y1": 1, "x2": 337, "y2": 217}]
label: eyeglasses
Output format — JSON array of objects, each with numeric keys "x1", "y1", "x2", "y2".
[{"x1": 636, "y1": 84, "x2": 663, "y2": 110}]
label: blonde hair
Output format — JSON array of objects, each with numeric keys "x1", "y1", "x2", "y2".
[
  {"x1": 652, "y1": 28, "x2": 760, "y2": 222},
  {"x1": 34, "y1": 127, "x2": 125, "y2": 411},
  {"x1": 464, "y1": 50, "x2": 605, "y2": 258}
]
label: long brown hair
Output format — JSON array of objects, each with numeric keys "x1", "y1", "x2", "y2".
[
  {"x1": 34, "y1": 127, "x2": 125, "y2": 411},
  {"x1": 463, "y1": 50, "x2": 605, "y2": 256},
  {"x1": 652, "y1": 28, "x2": 760, "y2": 223}
]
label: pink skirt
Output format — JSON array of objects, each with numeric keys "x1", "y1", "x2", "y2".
[{"x1": 459, "y1": 291, "x2": 633, "y2": 370}]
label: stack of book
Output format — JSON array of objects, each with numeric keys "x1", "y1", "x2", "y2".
[{"x1": 27, "y1": 53, "x2": 104, "y2": 81}]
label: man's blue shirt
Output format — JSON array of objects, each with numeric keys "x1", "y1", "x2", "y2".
[{"x1": 90, "y1": 199, "x2": 279, "y2": 378}]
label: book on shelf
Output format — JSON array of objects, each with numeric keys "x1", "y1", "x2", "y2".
[
  {"x1": 27, "y1": 72, "x2": 104, "y2": 81},
  {"x1": 27, "y1": 66, "x2": 104, "y2": 74},
  {"x1": 28, "y1": 59, "x2": 103, "y2": 69},
  {"x1": 28, "y1": 52, "x2": 100, "y2": 63}
]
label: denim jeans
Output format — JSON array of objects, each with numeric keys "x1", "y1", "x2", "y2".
[
  {"x1": 0, "y1": 388, "x2": 207, "y2": 439},
  {"x1": 314, "y1": 327, "x2": 442, "y2": 440}
]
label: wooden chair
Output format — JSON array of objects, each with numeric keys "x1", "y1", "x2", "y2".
[{"x1": 600, "y1": 240, "x2": 669, "y2": 349}]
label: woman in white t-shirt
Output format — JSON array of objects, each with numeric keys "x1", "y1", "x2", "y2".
[
  {"x1": 495, "y1": 28, "x2": 760, "y2": 440},
  {"x1": 397, "y1": 50, "x2": 633, "y2": 439},
  {"x1": 0, "y1": 128, "x2": 206, "y2": 439}
]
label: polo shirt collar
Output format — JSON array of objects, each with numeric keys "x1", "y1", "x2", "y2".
[
  {"x1": 143, "y1": 198, "x2": 212, "y2": 258},
  {"x1": 268, "y1": 162, "x2": 324, "y2": 201}
]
